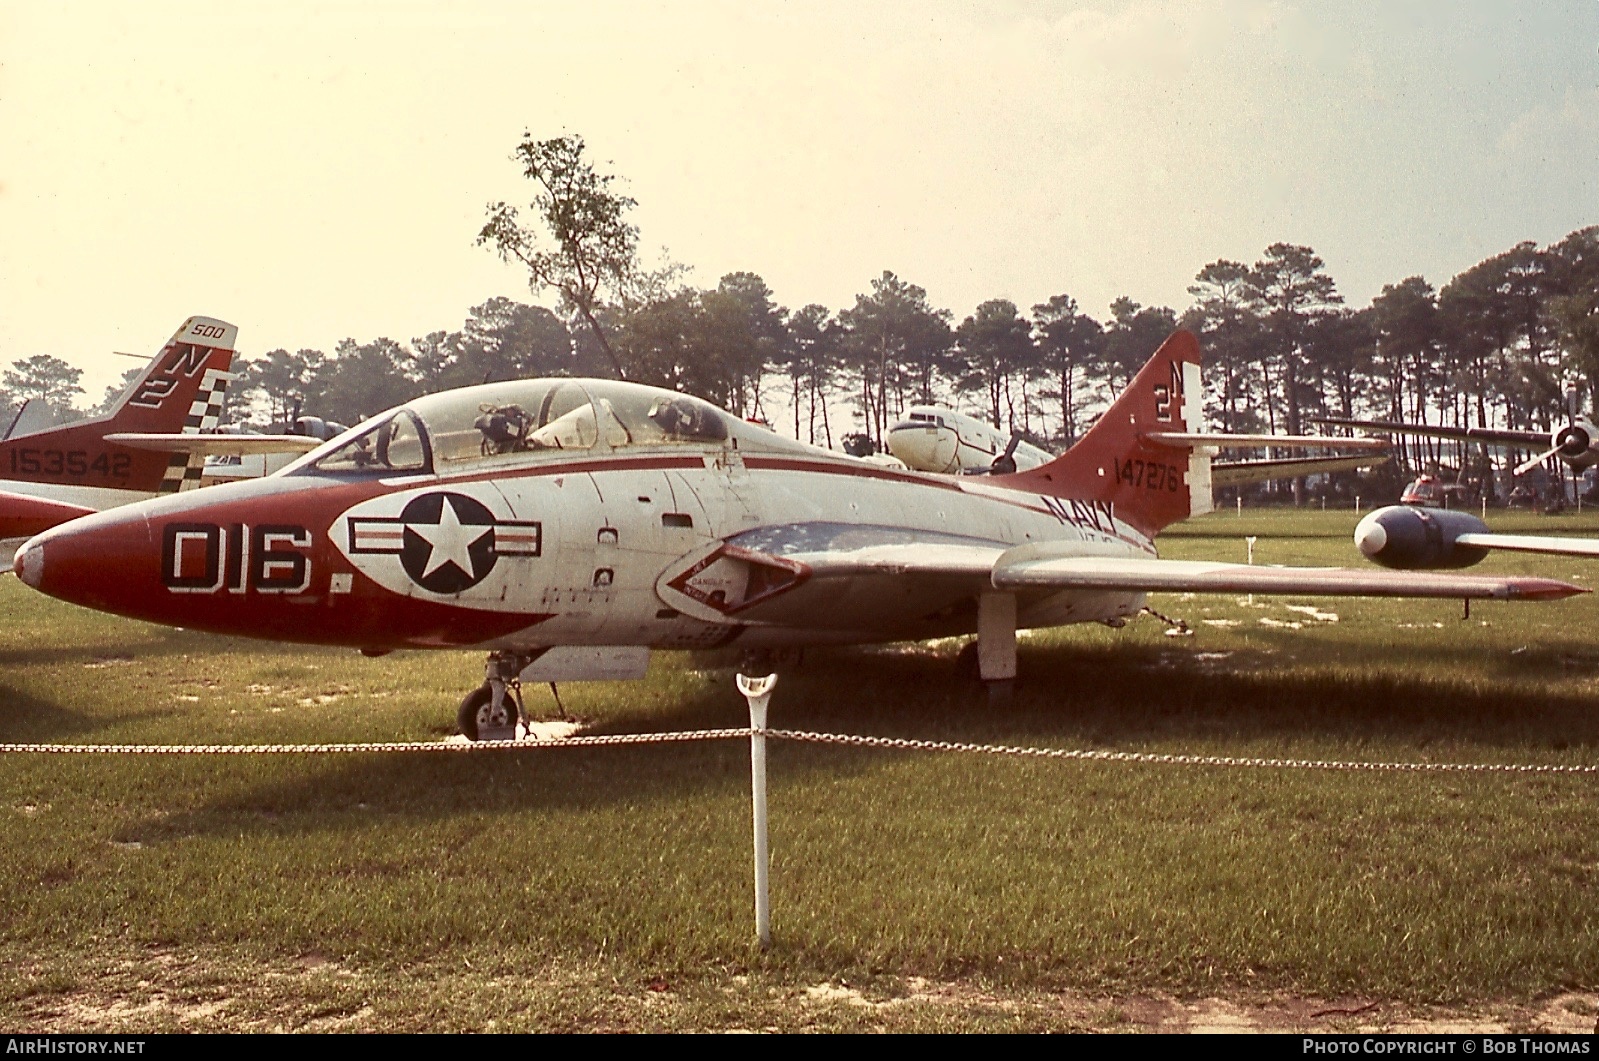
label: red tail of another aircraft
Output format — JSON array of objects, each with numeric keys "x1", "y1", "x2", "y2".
[
  {"x1": 994, "y1": 330, "x2": 1209, "y2": 537},
  {"x1": 0, "y1": 316, "x2": 236, "y2": 499}
]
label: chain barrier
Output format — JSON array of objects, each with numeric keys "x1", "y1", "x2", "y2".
[
  {"x1": 0, "y1": 728, "x2": 749, "y2": 756},
  {"x1": 767, "y1": 729, "x2": 1599, "y2": 774},
  {"x1": 1139, "y1": 604, "x2": 1192, "y2": 636},
  {"x1": 2, "y1": 727, "x2": 1597, "y2": 774}
]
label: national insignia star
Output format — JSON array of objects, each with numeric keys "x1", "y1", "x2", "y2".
[{"x1": 407, "y1": 496, "x2": 491, "y2": 580}]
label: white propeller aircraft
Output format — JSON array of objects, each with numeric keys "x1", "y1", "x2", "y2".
[
  {"x1": 1317, "y1": 389, "x2": 1599, "y2": 480},
  {"x1": 888, "y1": 403, "x2": 1388, "y2": 485},
  {"x1": 15, "y1": 331, "x2": 1583, "y2": 739},
  {"x1": 886, "y1": 407, "x2": 1053, "y2": 475}
]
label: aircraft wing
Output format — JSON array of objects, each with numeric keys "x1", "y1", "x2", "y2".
[
  {"x1": 991, "y1": 555, "x2": 1582, "y2": 601},
  {"x1": 1212, "y1": 454, "x2": 1388, "y2": 487},
  {"x1": 788, "y1": 540, "x2": 1579, "y2": 603},
  {"x1": 783, "y1": 543, "x2": 1573, "y2": 600},
  {"x1": 1311, "y1": 417, "x2": 1543, "y2": 448},
  {"x1": 664, "y1": 523, "x2": 1583, "y2": 633},
  {"x1": 105, "y1": 433, "x2": 323, "y2": 456},
  {"x1": 1452, "y1": 533, "x2": 1599, "y2": 559},
  {"x1": 0, "y1": 489, "x2": 96, "y2": 539}
]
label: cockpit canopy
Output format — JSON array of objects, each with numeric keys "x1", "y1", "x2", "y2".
[{"x1": 287, "y1": 378, "x2": 810, "y2": 478}]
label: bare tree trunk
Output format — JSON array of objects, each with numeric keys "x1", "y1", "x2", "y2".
[{"x1": 1060, "y1": 364, "x2": 1071, "y2": 444}]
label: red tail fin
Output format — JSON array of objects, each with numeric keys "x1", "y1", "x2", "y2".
[
  {"x1": 0, "y1": 317, "x2": 236, "y2": 494},
  {"x1": 994, "y1": 330, "x2": 1208, "y2": 536}
]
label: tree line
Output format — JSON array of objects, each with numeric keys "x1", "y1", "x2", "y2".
[{"x1": 3, "y1": 133, "x2": 1594, "y2": 498}]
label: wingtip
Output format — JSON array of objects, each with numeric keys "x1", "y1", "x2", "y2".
[{"x1": 1516, "y1": 579, "x2": 1591, "y2": 601}]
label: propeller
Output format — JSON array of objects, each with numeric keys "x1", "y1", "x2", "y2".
[
  {"x1": 1512, "y1": 384, "x2": 1591, "y2": 477},
  {"x1": 1513, "y1": 445, "x2": 1564, "y2": 477},
  {"x1": 989, "y1": 435, "x2": 1021, "y2": 475}
]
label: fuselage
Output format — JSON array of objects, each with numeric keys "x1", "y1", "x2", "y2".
[{"x1": 16, "y1": 377, "x2": 1154, "y2": 652}]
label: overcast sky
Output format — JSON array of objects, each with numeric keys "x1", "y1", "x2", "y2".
[{"x1": 2, "y1": 0, "x2": 1595, "y2": 399}]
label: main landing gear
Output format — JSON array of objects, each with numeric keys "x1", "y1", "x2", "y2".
[{"x1": 954, "y1": 593, "x2": 1017, "y2": 707}]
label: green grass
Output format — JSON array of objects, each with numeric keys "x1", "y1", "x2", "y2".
[{"x1": 5, "y1": 506, "x2": 1599, "y2": 1030}]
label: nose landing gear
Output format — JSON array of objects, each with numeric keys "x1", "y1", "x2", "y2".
[{"x1": 457, "y1": 650, "x2": 532, "y2": 741}]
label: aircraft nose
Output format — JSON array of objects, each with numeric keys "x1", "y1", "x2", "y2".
[
  {"x1": 887, "y1": 424, "x2": 954, "y2": 473},
  {"x1": 13, "y1": 539, "x2": 39, "y2": 586},
  {"x1": 14, "y1": 506, "x2": 157, "y2": 611},
  {"x1": 1353, "y1": 511, "x2": 1388, "y2": 557}
]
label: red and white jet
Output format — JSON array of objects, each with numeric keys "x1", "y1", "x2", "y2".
[
  {"x1": 0, "y1": 316, "x2": 317, "y2": 540},
  {"x1": 14, "y1": 332, "x2": 1583, "y2": 738}
]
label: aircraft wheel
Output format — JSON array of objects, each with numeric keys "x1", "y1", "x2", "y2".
[{"x1": 457, "y1": 684, "x2": 519, "y2": 741}]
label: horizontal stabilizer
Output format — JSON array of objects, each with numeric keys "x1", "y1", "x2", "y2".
[
  {"x1": 0, "y1": 489, "x2": 96, "y2": 539},
  {"x1": 105, "y1": 433, "x2": 323, "y2": 456},
  {"x1": 1213, "y1": 454, "x2": 1388, "y2": 487},
  {"x1": 1144, "y1": 432, "x2": 1389, "y2": 451}
]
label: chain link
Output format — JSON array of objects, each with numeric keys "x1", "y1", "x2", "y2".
[
  {"x1": 764, "y1": 729, "x2": 1599, "y2": 774},
  {"x1": 1140, "y1": 604, "x2": 1192, "y2": 635}
]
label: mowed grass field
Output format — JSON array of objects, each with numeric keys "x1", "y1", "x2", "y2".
[{"x1": 5, "y1": 506, "x2": 1599, "y2": 1032}]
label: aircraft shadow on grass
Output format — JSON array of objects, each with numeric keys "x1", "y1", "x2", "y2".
[
  {"x1": 102, "y1": 639, "x2": 1599, "y2": 846},
  {"x1": 0, "y1": 626, "x2": 329, "y2": 670},
  {"x1": 0, "y1": 685, "x2": 153, "y2": 744}
]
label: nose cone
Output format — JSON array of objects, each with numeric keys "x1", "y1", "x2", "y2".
[
  {"x1": 887, "y1": 423, "x2": 959, "y2": 474},
  {"x1": 14, "y1": 505, "x2": 158, "y2": 614},
  {"x1": 13, "y1": 538, "x2": 40, "y2": 585},
  {"x1": 1353, "y1": 511, "x2": 1388, "y2": 558}
]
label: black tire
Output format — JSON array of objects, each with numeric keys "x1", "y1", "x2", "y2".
[{"x1": 457, "y1": 684, "x2": 519, "y2": 741}]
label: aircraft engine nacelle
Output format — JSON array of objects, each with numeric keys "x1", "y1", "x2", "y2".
[
  {"x1": 1354, "y1": 505, "x2": 1490, "y2": 570},
  {"x1": 1554, "y1": 419, "x2": 1599, "y2": 471},
  {"x1": 294, "y1": 416, "x2": 350, "y2": 442}
]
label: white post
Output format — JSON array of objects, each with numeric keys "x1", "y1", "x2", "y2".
[
  {"x1": 1245, "y1": 536, "x2": 1257, "y2": 606},
  {"x1": 737, "y1": 672, "x2": 777, "y2": 949},
  {"x1": 1236, "y1": 495, "x2": 1242, "y2": 518}
]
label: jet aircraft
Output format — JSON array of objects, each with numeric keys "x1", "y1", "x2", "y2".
[
  {"x1": 0, "y1": 317, "x2": 318, "y2": 540},
  {"x1": 15, "y1": 332, "x2": 1583, "y2": 739}
]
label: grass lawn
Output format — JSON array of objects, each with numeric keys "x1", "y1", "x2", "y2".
[{"x1": 4, "y1": 506, "x2": 1599, "y2": 1032}]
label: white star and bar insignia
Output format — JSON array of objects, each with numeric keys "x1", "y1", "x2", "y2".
[{"x1": 348, "y1": 491, "x2": 541, "y2": 594}]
